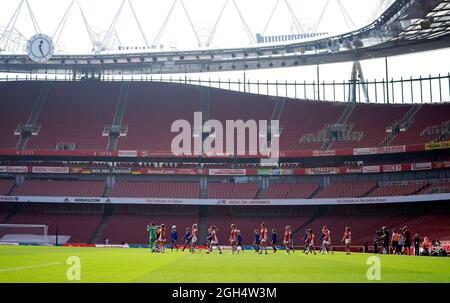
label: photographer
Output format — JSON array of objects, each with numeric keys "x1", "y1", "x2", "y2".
[
  {"x1": 373, "y1": 237, "x2": 379, "y2": 254},
  {"x1": 413, "y1": 234, "x2": 420, "y2": 256}
]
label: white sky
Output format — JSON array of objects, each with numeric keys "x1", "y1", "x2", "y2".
[
  {"x1": 1, "y1": 0, "x2": 449, "y2": 103},
  {"x1": 1, "y1": 0, "x2": 391, "y2": 52}
]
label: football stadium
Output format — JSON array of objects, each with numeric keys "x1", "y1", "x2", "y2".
[{"x1": 1, "y1": 0, "x2": 450, "y2": 285}]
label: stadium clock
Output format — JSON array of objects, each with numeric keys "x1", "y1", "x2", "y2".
[{"x1": 26, "y1": 34, "x2": 55, "y2": 63}]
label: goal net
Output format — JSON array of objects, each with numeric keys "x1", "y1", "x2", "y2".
[{"x1": 0, "y1": 224, "x2": 49, "y2": 245}]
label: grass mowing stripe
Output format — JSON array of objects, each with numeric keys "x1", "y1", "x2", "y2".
[{"x1": 0, "y1": 262, "x2": 61, "y2": 273}]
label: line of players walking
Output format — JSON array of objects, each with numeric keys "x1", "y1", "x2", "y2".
[{"x1": 147, "y1": 222, "x2": 353, "y2": 255}]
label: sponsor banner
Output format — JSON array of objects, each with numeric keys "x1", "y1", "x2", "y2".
[
  {"x1": 215, "y1": 199, "x2": 271, "y2": 206},
  {"x1": 312, "y1": 150, "x2": 336, "y2": 157},
  {"x1": 444, "y1": 161, "x2": 450, "y2": 168},
  {"x1": 412, "y1": 162, "x2": 432, "y2": 171},
  {"x1": 111, "y1": 168, "x2": 132, "y2": 174},
  {"x1": 145, "y1": 198, "x2": 186, "y2": 205},
  {"x1": 256, "y1": 168, "x2": 292, "y2": 176},
  {"x1": 0, "y1": 166, "x2": 28, "y2": 173},
  {"x1": 353, "y1": 147, "x2": 375, "y2": 156},
  {"x1": 345, "y1": 167, "x2": 363, "y2": 174},
  {"x1": 0, "y1": 196, "x2": 19, "y2": 202},
  {"x1": 1, "y1": 193, "x2": 450, "y2": 206},
  {"x1": 176, "y1": 169, "x2": 200, "y2": 175},
  {"x1": 118, "y1": 150, "x2": 138, "y2": 157},
  {"x1": 31, "y1": 166, "x2": 69, "y2": 174},
  {"x1": 305, "y1": 167, "x2": 340, "y2": 175},
  {"x1": 0, "y1": 141, "x2": 445, "y2": 159},
  {"x1": 382, "y1": 164, "x2": 402, "y2": 172},
  {"x1": 353, "y1": 146, "x2": 406, "y2": 156},
  {"x1": 0, "y1": 242, "x2": 20, "y2": 246},
  {"x1": 69, "y1": 167, "x2": 92, "y2": 174},
  {"x1": 95, "y1": 244, "x2": 130, "y2": 248},
  {"x1": 378, "y1": 145, "x2": 406, "y2": 154},
  {"x1": 142, "y1": 168, "x2": 177, "y2": 175},
  {"x1": 132, "y1": 168, "x2": 200, "y2": 175},
  {"x1": 69, "y1": 197, "x2": 103, "y2": 203},
  {"x1": 208, "y1": 169, "x2": 247, "y2": 176},
  {"x1": 63, "y1": 243, "x2": 96, "y2": 247},
  {"x1": 362, "y1": 165, "x2": 381, "y2": 173},
  {"x1": 257, "y1": 169, "x2": 273, "y2": 176},
  {"x1": 425, "y1": 141, "x2": 450, "y2": 151},
  {"x1": 91, "y1": 168, "x2": 112, "y2": 174}
]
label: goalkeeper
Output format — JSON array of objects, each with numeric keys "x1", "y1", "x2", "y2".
[{"x1": 147, "y1": 222, "x2": 158, "y2": 252}]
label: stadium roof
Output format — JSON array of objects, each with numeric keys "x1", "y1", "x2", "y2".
[{"x1": 0, "y1": 0, "x2": 449, "y2": 75}]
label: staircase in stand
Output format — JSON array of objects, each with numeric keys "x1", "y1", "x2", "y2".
[
  {"x1": 107, "y1": 82, "x2": 131, "y2": 151},
  {"x1": 380, "y1": 104, "x2": 422, "y2": 147},
  {"x1": 16, "y1": 82, "x2": 52, "y2": 150},
  {"x1": 89, "y1": 204, "x2": 114, "y2": 244},
  {"x1": 321, "y1": 102, "x2": 355, "y2": 150}
]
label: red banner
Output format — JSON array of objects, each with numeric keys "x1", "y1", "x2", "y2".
[{"x1": 0, "y1": 140, "x2": 447, "y2": 160}]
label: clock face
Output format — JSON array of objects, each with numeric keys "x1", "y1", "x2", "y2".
[{"x1": 26, "y1": 34, "x2": 55, "y2": 63}]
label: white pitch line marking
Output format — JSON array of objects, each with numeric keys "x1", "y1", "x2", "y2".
[{"x1": 0, "y1": 262, "x2": 61, "y2": 273}]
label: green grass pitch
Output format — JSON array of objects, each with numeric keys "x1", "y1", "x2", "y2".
[{"x1": 1, "y1": 246, "x2": 449, "y2": 283}]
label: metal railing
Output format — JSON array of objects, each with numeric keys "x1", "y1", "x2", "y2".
[{"x1": 1, "y1": 72, "x2": 449, "y2": 104}]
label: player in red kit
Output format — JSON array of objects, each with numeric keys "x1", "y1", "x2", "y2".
[
  {"x1": 320, "y1": 226, "x2": 332, "y2": 254},
  {"x1": 342, "y1": 227, "x2": 352, "y2": 255},
  {"x1": 190, "y1": 223, "x2": 199, "y2": 254},
  {"x1": 206, "y1": 225, "x2": 222, "y2": 254},
  {"x1": 229, "y1": 224, "x2": 238, "y2": 254},
  {"x1": 284, "y1": 226, "x2": 293, "y2": 254},
  {"x1": 305, "y1": 229, "x2": 316, "y2": 255},
  {"x1": 158, "y1": 224, "x2": 167, "y2": 253},
  {"x1": 260, "y1": 223, "x2": 268, "y2": 255}
]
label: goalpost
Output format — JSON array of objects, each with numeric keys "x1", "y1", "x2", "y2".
[{"x1": 0, "y1": 224, "x2": 49, "y2": 245}]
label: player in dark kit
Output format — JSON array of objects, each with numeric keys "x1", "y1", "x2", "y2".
[
  {"x1": 253, "y1": 229, "x2": 261, "y2": 253},
  {"x1": 236, "y1": 230, "x2": 243, "y2": 253},
  {"x1": 206, "y1": 227, "x2": 212, "y2": 252},
  {"x1": 170, "y1": 225, "x2": 178, "y2": 251},
  {"x1": 271, "y1": 229, "x2": 278, "y2": 253},
  {"x1": 181, "y1": 227, "x2": 191, "y2": 251},
  {"x1": 302, "y1": 229, "x2": 309, "y2": 253}
]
